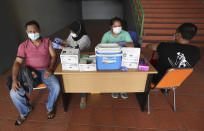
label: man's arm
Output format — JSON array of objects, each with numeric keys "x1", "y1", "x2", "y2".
[
  {"x1": 44, "y1": 41, "x2": 56, "y2": 79},
  {"x1": 12, "y1": 57, "x2": 24, "y2": 91},
  {"x1": 145, "y1": 43, "x2": 160, "y2": 51}
]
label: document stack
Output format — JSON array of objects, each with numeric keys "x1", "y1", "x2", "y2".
[
  {"x1": 60, "y1": 47, "x2": 80, "y2": 71},
  {"x1": 122, "y1": 47, "x2": 141, "y2": 69}
]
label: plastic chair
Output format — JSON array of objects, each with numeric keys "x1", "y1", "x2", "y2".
[
  {"x1": 147, "y1": 68, "x2": 193, "y2": 114},
  {"x1": 128, "y1": 31, "x2": 140, "y2": 47},
  {"x1": 33, "y1": 83, "x2": 47, "y2": 90}
]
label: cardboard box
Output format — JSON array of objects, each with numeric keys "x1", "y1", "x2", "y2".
[
  {"x1": 122, "y1": 57, "x2": 140, "y2": 63},
  {"x1": 79, "y1": 58, "x2": 96, "y2": 71},
  {"x1": 62, "y1": 63, "x2": 79, "y2": 71},
  {"x1": 122, "y1": 47, "x2": 141, "y2": 59},
  {"x1": 60, "y1": 47, "x2": 80, "y2": 64},
  {"x1": 138, "y1": 58, "x2": 149, "y2": 71},
  {"x1": 122, "y1": 62, "x2": 139, "y2": 69},
  {"x1": 122, "y1": 47, "x2": 140, "y2": 68}
]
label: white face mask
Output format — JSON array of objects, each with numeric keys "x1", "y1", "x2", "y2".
[
  {"x1": 70, "y1": 32, "x2": 77, "y2": 38},
  {"x1": 28, "y1": 33, "x2": 40, "y2": 40},
  {"x1": 113, "y1": 27, "x2": 122, "y2": 34}
]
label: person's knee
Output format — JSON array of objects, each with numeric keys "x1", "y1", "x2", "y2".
[{"x1": 10, "y1": 89, "x2": 18, "y2": 99}]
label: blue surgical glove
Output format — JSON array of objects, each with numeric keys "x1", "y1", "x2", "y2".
[
  {"x1": 119, "y1": 42, "x2": 126, "y2": 47},
  {"x1": 54, "y1": 38, "x2": 63, "y2": 43},
  {"x1": 52, "y1": 42, "x2": 62, "y2": 49},
  {"x1": 120, "y1": 66, "x2": 128, "y2": 72}
]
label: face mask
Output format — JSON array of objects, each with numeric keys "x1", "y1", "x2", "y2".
[
  {"x1": 28, "y1": 33, "x2": 40, "y2": 40},
  {"x1": 113, "y1": 27, "x2": 122, "y2": 34},
  {"x1": 70, "y1": 32, "x2": 77, "y2": 38}
]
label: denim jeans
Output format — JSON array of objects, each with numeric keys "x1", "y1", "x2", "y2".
[{"x1": 10, "y1": 70, "x2": 60, "y2": 117}]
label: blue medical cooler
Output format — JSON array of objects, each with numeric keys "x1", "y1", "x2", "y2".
[{"x1": 95, "y1": 44, "x2": 122, "y2": 70}]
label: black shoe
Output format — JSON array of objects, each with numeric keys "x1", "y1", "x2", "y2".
[{"x1": 160, "y1": 89, "x2": 170, "y2": 94}]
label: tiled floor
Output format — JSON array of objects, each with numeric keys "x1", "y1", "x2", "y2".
[{"x1": 0, "y1": 21, "x2": 204, "y2": 131}]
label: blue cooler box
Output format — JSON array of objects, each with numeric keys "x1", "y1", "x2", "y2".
[{"x1": 95, "y1": 44, "x2": 122, "y2": 70}]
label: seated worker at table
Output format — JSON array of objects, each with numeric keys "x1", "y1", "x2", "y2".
[
  {"x1": 101, "y1": 17, "x2": 134, "y2": 47},
  {"x1": 101, "y1": 17, "x2": 134, "y2": 99},
  {"x1": 53, "y1": 20, "x2": 91, "y2": 52},
  {"x1": 10, "y1": 20, "x2": 60, "y2": 125},
  {"x1": 145, "y1": 23, "x2": 200, "y2": 93},
  {"x1": 53, "y1": 20, "x2": 89, "y2": 109}
]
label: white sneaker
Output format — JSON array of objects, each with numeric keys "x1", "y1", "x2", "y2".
[
  {"x1": 112, "y1": 93, "x2": 119, "y2": 98},
  {"x1": 120, "y1": 93, "x2": 128, "y2": 99}
]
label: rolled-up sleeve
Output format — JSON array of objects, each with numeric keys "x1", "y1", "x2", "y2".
[{"x1": 17, "y1": 44, "x2": 26, "y2": 58}]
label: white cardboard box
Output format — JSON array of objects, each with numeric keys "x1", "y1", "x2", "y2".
[
  {"x1": 122, "y1": 47, "x2": 141, "y2": 59},
  {"x1": 60, "y1": 47, "x2": 80, "y2": 64},
  {"x1": 122, "y1": 62, "x2": 139, "y2": 69},
  {"x1": 62, "y1": 63, "x2": 79, "y2": 71},
  {"x1": 79, "y1": 58, "x2": 96, "y2": 71},
  {"x1": 122, "y1": 57, "x2": 140, "y2": 63},
  {"x1": 122, "y1": 48, "x2": 140, "y2": 68}
]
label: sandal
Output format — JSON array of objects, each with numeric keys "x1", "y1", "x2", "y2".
[
  {"x1": 15, "y1": 116, "x2": 26, "y2": 126},
  {"x1": 47, "y1": 110, "x2": 55, "y2": 120},
  {"x1": 15, "y1": 107, "x2": 32, "y2": 126}
]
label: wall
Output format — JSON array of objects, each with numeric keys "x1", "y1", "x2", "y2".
[
  {"x1": 0, "y1": 0, "x2": 18, "y2": 74},
  {"x1": 0, "y1": 0, "x2": 82, "y2": 74},
  {"x1": 122, "y1": 0, "x2": 138, "y2": 31},
  {"x1": 82, "y1": 0, "x2": 123, "y2": 20},
  {"x1": 8, "y1": 0, "x2": 82, "y2": 42}
]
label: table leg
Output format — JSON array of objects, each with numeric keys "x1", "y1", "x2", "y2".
[
  {"x1": 62, "y1": 93, "x2": 69, "y2": 112},
  {"x1": 136, "y1": 74, "x2": 153, "y2": 112},
  {"x1": 57, "y1": 75, "x2": 70, "y2": 112}
]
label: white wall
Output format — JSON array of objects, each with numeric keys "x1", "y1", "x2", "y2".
[
  {"x1": 8, "y1": 0, "x2": 82, "y2": 42},
  {"x1": 82, "y1": 0, "x2": 123, "y2": 20}
]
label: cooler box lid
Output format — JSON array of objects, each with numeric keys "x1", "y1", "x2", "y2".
[{"x1": 95, "y1": 43, "x2": 122, "y2": 54}]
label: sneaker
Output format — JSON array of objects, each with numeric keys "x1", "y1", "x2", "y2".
[
  {"x1": 111, "y1": 93, "x2": 119, "y2": 98},
  {"x1": 120, "y1": 93, "x2": 128, "y2": 99}
]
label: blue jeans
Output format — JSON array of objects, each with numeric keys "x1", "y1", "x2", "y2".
[{"x1": 10, "y1": 70, "x2": 60, "y2": 117}]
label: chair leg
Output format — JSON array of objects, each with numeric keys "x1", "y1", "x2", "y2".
[
  {"x1": 147, "y1": 94, "x2": 150, "y2": 115},
  {"x1": 172, "y1": 87, "x2": 176, "y2": 112}
]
